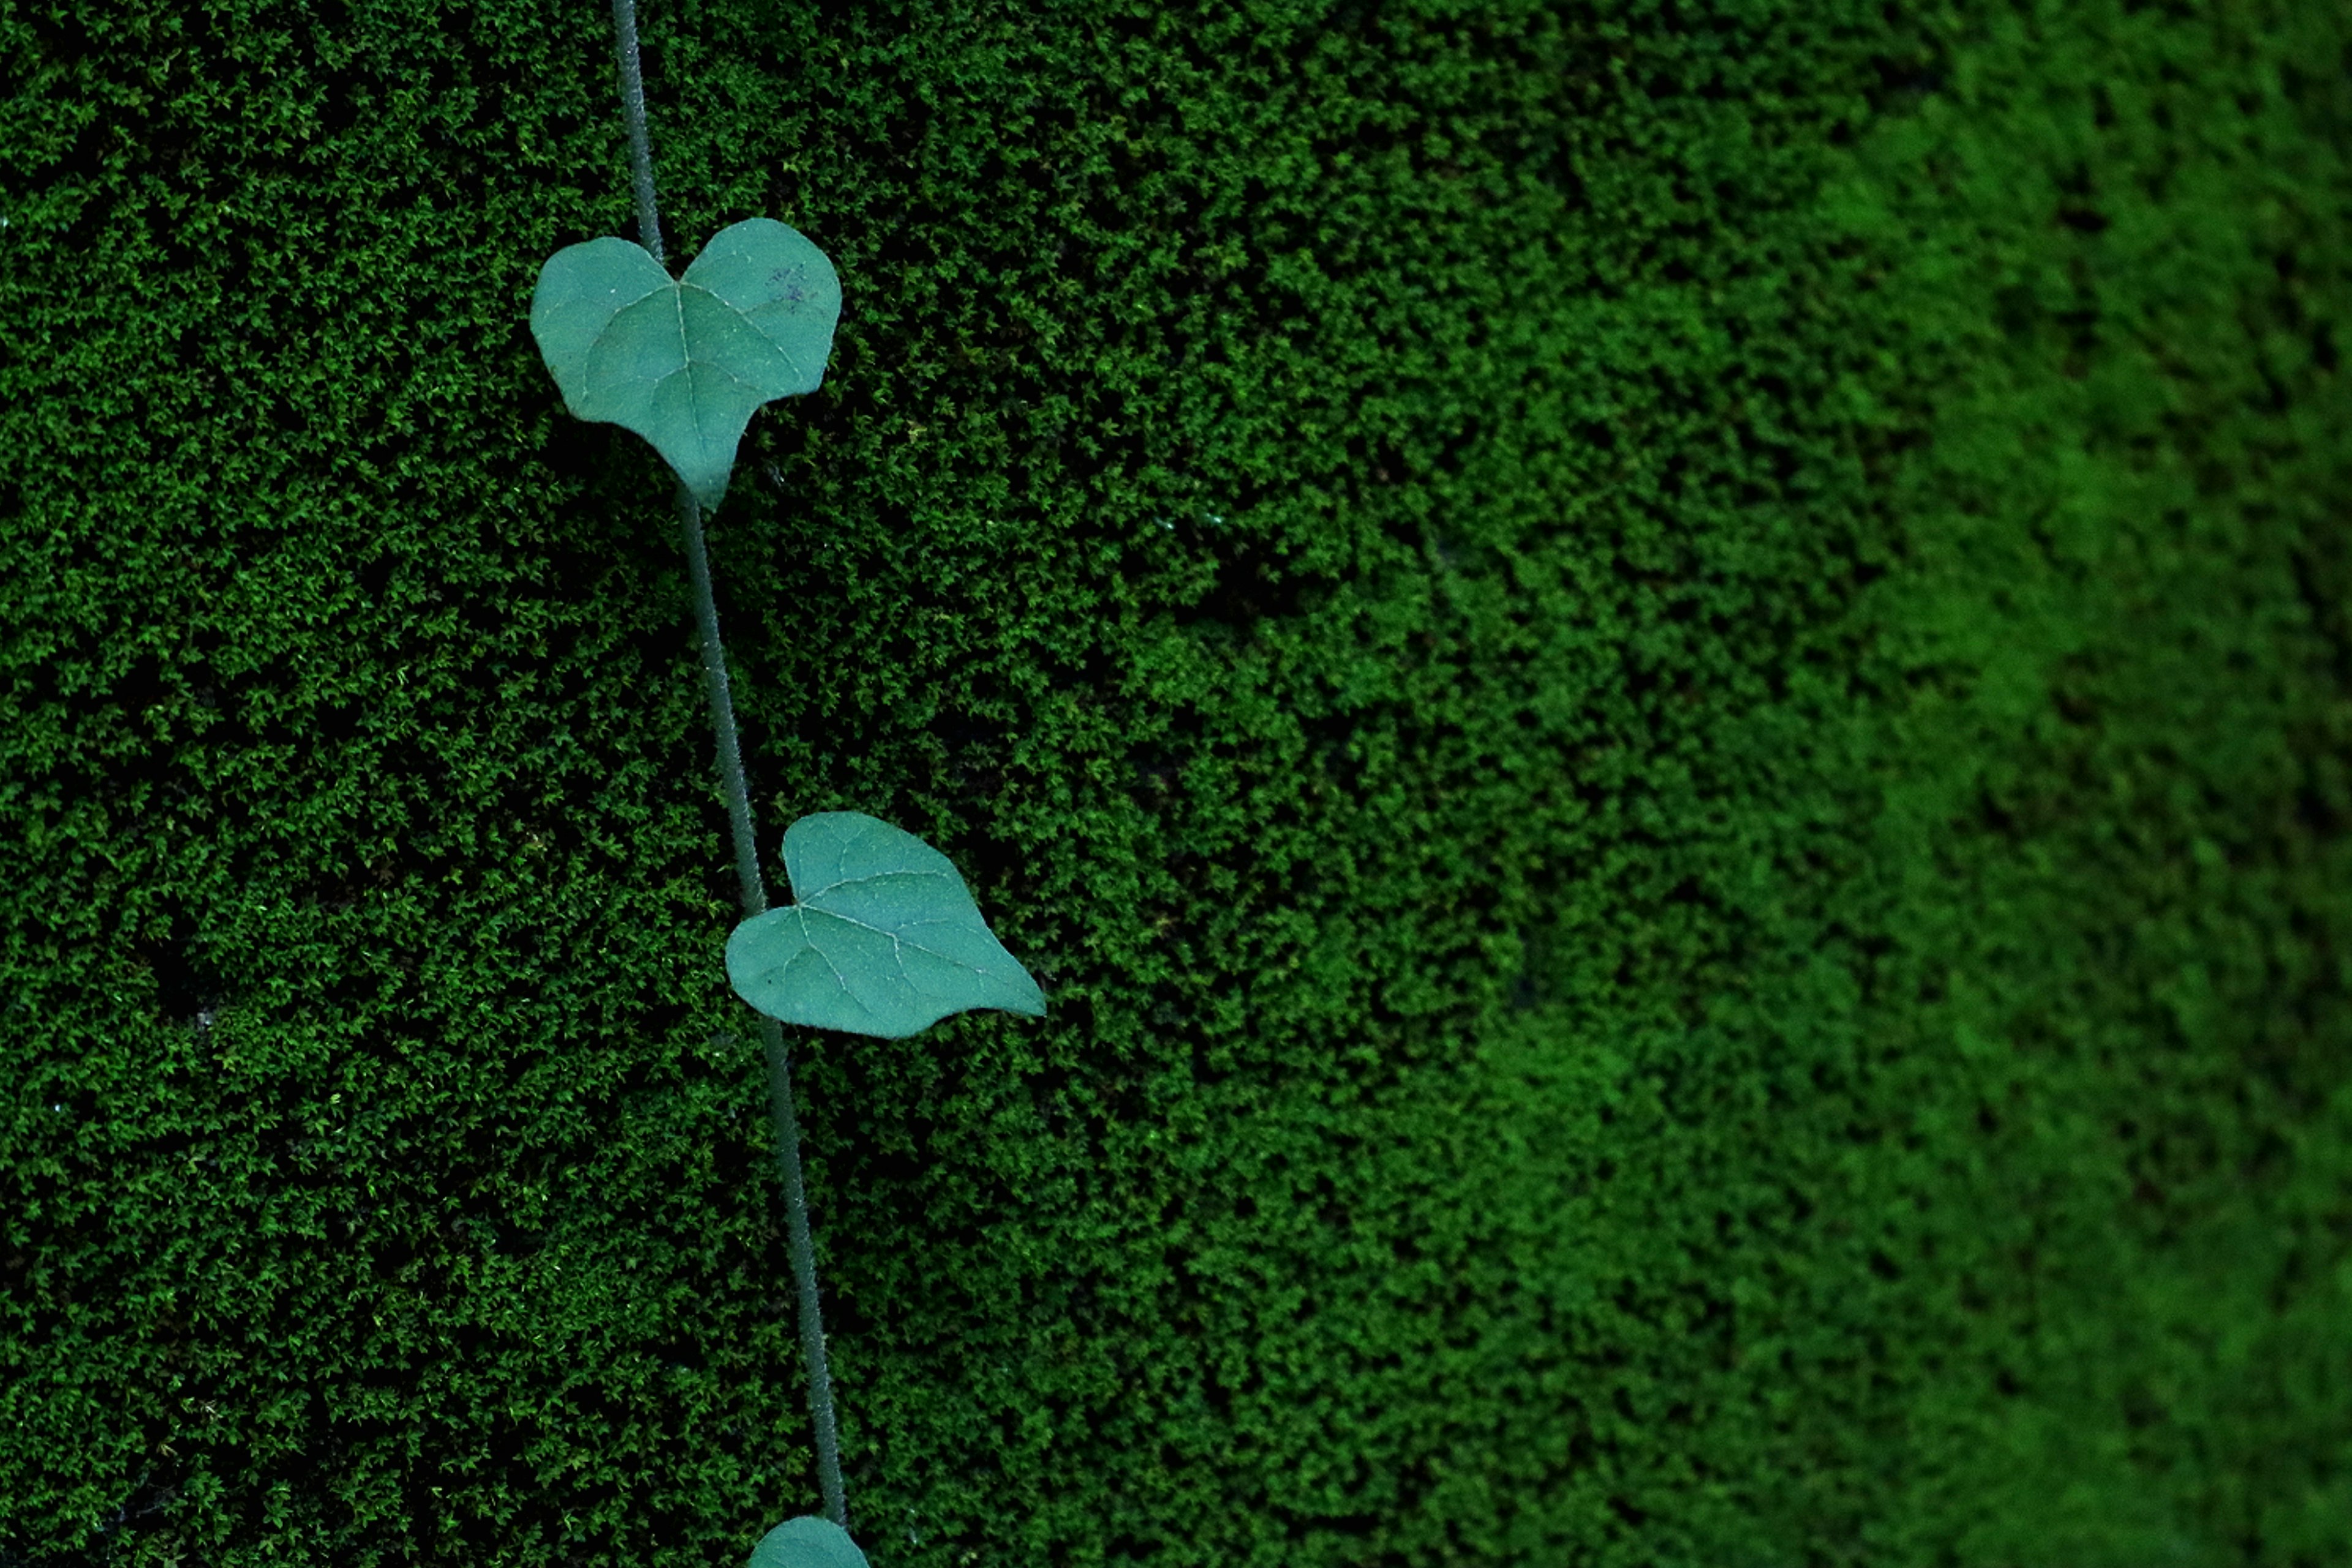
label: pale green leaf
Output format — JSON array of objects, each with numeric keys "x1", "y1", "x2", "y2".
[
  {"x1": 747, "y1": 1515, "x2": 869, "y2": 1568},
  {"x1": 726, "y1": 812, "x2": 1047, "y2": 1039},
  {"x1": 528, "y1": 217, "x2": 840, "y2": 510}
]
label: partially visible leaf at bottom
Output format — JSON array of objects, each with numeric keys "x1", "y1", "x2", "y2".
[
  {"x1": 748, "y1": 1515, "x2": 869, "y2": 1568},
  {"x1": 726, "y1": 811, "x2": 1047, "y2": 1039}
]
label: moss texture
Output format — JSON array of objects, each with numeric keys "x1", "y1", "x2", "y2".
[{"x1": 2, "y1": 0, "x2": 2346, "y2": 1564}]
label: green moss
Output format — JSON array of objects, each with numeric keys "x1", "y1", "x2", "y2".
[{"x1": 0, "y1": 0, "x2": 2344, "y2": 1564}]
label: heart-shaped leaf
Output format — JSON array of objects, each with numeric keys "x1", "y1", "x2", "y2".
[
  {"x1": 529, "y1": 216, "x2": 841, "y2": 511},
  {"x1": 726, "y1": 812, "x2": 1046, "y2": 1039},
  {"x1": 747, "y1": 1515, "x2": 869, "y2": 1568}
]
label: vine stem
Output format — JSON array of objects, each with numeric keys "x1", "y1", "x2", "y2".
[{"x1": 606, "y1": 0, "x2": 847, "y2": 1532}]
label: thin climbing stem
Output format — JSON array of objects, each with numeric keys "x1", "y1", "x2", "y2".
[
  {"x1": 608, "y1": 0, "x2": 663, "y2": 263},
  {"x1": 605, "y1": 0, "x2": 846, "y2": 1532},
  {"x1": 676, "y1": 486, "x2": 847, "y2": 1532}
]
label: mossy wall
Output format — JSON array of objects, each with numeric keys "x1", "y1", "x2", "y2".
[{"x1": 2, "y1": 0, "x2": 2345, "y2": 1564}]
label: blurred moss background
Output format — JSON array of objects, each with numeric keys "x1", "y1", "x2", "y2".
[{"x1": 1, "y1": 0, "x2": 2345, "y2": 1564}]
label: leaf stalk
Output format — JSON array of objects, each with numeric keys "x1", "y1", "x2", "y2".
[{"x1": 606, "y1": 0, "x2": 848, "y2": 1532}]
